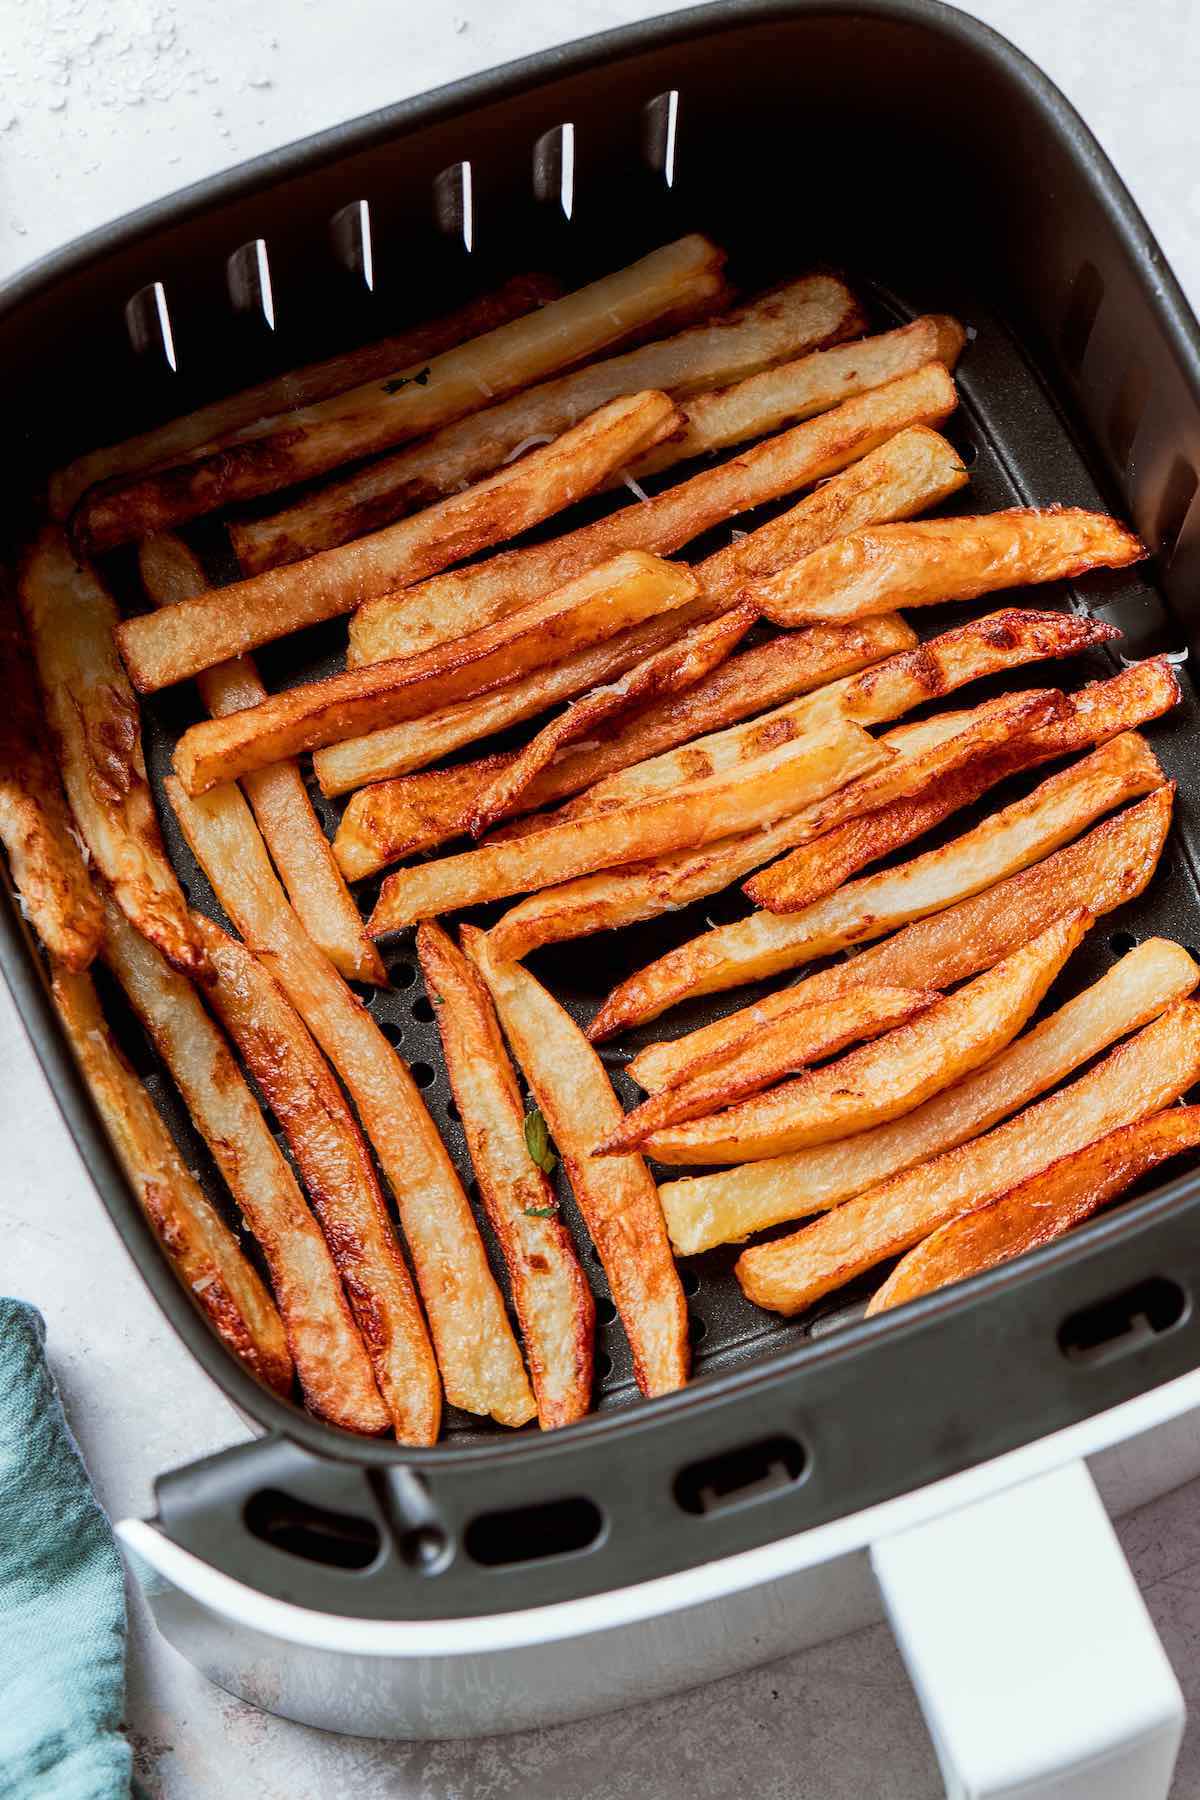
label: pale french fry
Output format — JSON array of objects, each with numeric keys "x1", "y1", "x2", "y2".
[
  {"x1": 51, "y1": 964, "x2": 292, "y2": 1393},
  {"x1": 646, "y1": 912, "x2": 1089, "y2": 1164},
  {"x1": 117, "y1": 391, "x2": 682, "y2": 692},
  {"x1": 192, "y1": 913, "x2": 441, "y2": 1442},
  {"x1": 598, "y1": 985, "x2": 939, "y2": 1158},
  {"x1": 0, "y1": 593, "x2": 103, "y2": 970},
  {"x1": 736, "y1": 1000, "x2": 1200, "y2": 1315},
  {"x1": 232, "y1": 275, "x2": 868, "y2": 571},
  {"x1": 868, "y1": 1107, "x2": 1200, "y2": 1314},
  {"x1": 101, "y1": 899, "x2": 388, "y2": 1434},
  {"x1": 51, "y1": 273, "x2": 563, "y2": 519},
  {"x1": 369, "y1": 714, "x2": 888, "y2": 936},
  {"x1": 17, "y1": 528, "x2": 204, "y2": 976},
  {"x1": 314, "y1": 424, "x2": 964, "y2": 793},
  {"x1": 165, "y1": 773, "x2": 533, "y2": 1429},
  {"x1": 75, "y1": 235, "x2": 726, "y2": 551},
  {"x1": 754, "y1": 508, "x2": 1145, "y2": 626},
  {"x1": 662, "y1": 937, "x2": 1198, "y2": 1255},
  {"x1": 349, "y1": 363, "x2": 959, "y2": 665},
  {"x1": 417, "y1": 922, "x2": 595, "y2": 1429},
  {"x1": 174, "y1": 551, "x2": 699, "y2": 793},
  {"x1": 464, "y1": 926, "x2": 688, "y2": 1397},
  {"x1": 138, "y1": 533, "x2": 385, "y2": 985},
  {"x1": 602, "y1": 734, "x2": 1167, "y2": 1047}
]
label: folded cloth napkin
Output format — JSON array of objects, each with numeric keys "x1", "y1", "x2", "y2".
[{"x1": 0, "y1": 1299, "x2": 133, "y2": 1800}]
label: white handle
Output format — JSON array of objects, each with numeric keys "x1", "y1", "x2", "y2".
[{"x1": 871, "y1": 1459, "x2": 1183, "y2": 1799}]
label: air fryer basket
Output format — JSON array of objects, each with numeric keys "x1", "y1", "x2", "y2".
[{"x1": 6, "y1": 0, "x2": 1200, "y2": 1620}]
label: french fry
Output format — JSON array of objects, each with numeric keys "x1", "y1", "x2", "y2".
[
  {"x1": 0, "y1": 592, "x2": 103, "y2": 970},
  {"x1": 660, "y1": 938, "x2": 1198, "y2": 1254},
  {"x1": 75, "y1": 235, "x2": 726, "y2": 551},
  {"x1": 645, "y1": 912, "x2": 1089, "y2": 1164},
  {"x1": 417, "y1": 923, "x2": 595, "y2": 1429},
  {"x1": 101, "y1": 899, "x2": 388, "y2": 1434},
  {"x1": 232, "y1": 275, "x2": 869, "y2": 571},
  {"x1": 51, "y1": 964, "x2": 292, "y2": 1393},
  {"x1": 117, "y1": 391, "x2": 682, "y2": 692},
  {"x1": 754, "y1": 508, "x2": 1145, "y2": 626},
  {"x1": 138, "y1": 533, "x2": 385, "y2": 985},
  {"x1": 746, "y1": 656, "x2": 1179, "y2": 911},
  {"x1": 174, "y1": 551, "x2": 699, "y2": 792},
  {"x1": 50, "y1": 273, "x2": 563, "y2": 519},
  {"x1": 736, "y1": 999, "x2": 1200, "y2": 1316},
  {"x1": 867, "y1": 1107, "x2": 1200, "y2": 1314},
  {"x1": 348, "y1": 363, "x2": 959, "y2": 665},
  {"x1": 165, "y1": 772, "x2": 533, "y2": 1429},
  {"x1": 314, "y1": 424, "x2": 964, "y2": 794},
  {"x1": 597, "y1": 984, "x2": 939, "y2": 1157},
  {"x1": 464, "y1": 926, "x2": 688, "y2": 1397},
  {"x1": 17, "y1": 528, "x2": 205, "y2": 976},
  {"x1": 368, "y1": 714, "x2": 888, "y2": 936},
  {"x1": 192, "y1": 913, "x2": 441, "y2": 1443},
  {"x1": 602, "y1": 734, "x2": 1167, "y2": 1047}
]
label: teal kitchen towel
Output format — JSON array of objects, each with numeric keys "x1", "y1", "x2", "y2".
[{"x1": 0, "y1": 1299, "x2": 132, "y2": 1800}]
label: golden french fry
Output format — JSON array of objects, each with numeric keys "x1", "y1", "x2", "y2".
[
  {"x1": 418, "y1": 922, "x2": 595, "y2": 1429},
  {"x1": 369, "y1": 714, "x2": 887, "y2": 936},
  {"x1": 659, "y1": 939, "x2": 1200, "y2": 1254},
  {"x1": 603, "y1": 734, "x2": 1167, "y2": 1049},
  {"x1": 736, "y1": 999, "x2": 1200, "y2": 1315},
  {"x1": 17, "y1": 527, "x2": 204, "y2": 976},
  {"x1": 647, "y1": 912, "x2": 1089, "y2": 1164},
  {"x1": 117, "y1": 391, "x2": 681, "y2": 692},
  {"x1": 101, "y1": 899, "x2": 388, "y2": 1434},
  {"x1": 75, "y1": 236, "x2": 725, "y2": 551},
  {"x1": 138, "y1": 533, "x2": 385, "y2": 985},
  {"x1": 51, "y1": 964, "x2": 292, "y2": 1393},
  {"x1": 755, "y1": 508, "x2": 1145, "y2": 626},
  {"x1": 165, "y1": 772, "x2": 533, "y2": 1429},
  {"x1": 868, "y1": 1106, "x2": 1200, "y2": 1314},
  {"x1": 349, "y1": 363, "x2": 959, "y2": 665},
  {"x1": 232, "y1": 275, "x2": 867, "y2": 572},
  {"x1": 464, "y1": 926, "x2": 688, "y2": 1397}
]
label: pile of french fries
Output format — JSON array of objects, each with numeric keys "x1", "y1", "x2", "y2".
[{"x1": 4, "y1": 232, "x2": 1196, "y2": 1444}]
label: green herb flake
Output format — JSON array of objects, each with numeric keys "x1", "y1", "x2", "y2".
[
  {"x1": 431, "y1": 992, "x2": 445, "y2": 1008},
  {"x1": 522, "y1": 1204, "x2": 559, "y2": 1219},
  {"x1": 382, "y1": 365, "x2": 432, "y2": 395},
  {"x1": 523, "y1": 1106, "x2": 558, "y2": 1176}
]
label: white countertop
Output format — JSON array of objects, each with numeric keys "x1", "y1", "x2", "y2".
[{"x1": 4, "y1": 2, "x2": 1200, "y2": 1794}]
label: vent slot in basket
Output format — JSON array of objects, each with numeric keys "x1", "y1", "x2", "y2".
[
  {"x1": 1058, "y1": 1276, "x2": 1188, "y2": 1365},
  {"x1": 243, "y1": 1487, "x2": 382, "y2": 1570},
  {"x1": 464, "y1": 1496, "x2": 604, "y2": 1567},
  {"x1": 674, "y1": 1435, "x2": 807, "y2": 1517}
]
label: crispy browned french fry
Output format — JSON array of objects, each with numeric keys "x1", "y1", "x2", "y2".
[
  {"x1": 464, "y1": 926, "x2": 688, "y2": 1397},
  {"x1": 598, "y1": 984, "x2": 939, "y2": 1158},
  {"x1": 314, "y1": 424, "x2": 964, "y2": 794},
  {"x1": 417, "y1": 922, "x2": 595, "y2": 1429},
  {"x1": 369, "y1": 714, "x2": 887, "y2": 936},
  {"x1": 601, "y1": 733, "x2": 1166, "y2": 1048},
  {"x1": 754, "y1": 508, "x2": 1145, "y2": 626},
  {"x1": 51, "y1": 273, "x2": 563, "y2": 520},
  {"x1": 746, "y1": 656, "x2": 1180, "y2": 911},
  {"x1": 0, "y1": 591, "x2": 103, "y2": 970},
  {"x1": 646, "y1": 912, "x2": 1089, "y2": 1164},
  {"x1": 51, "y1": 963, "x2": 292, "y2": 1393},
  {"x1": 174, "y1": 551, "x2": 698, "y2": 793},
  {"x1": 736, "y1": 999, "x2": 1200, "y2": 1315},
  {"x1": 117, "y1": 391, "x2": 682, "y2": 692},
  {"x1": 349, "y1": 364, "x2": 959, "y2": 666},
  {"x1": 867, "y1": 1106, "x2": 1200, "y2": 1314},
  {"x1": 661, "y1": 937, "x2": 1197, "y2": 1255},
  {"x1": 232, "y1": 275, "x2": 868, "y2": 572},
  {"x1": 165, "y1": 773, "x2": 533, "y2": 1429},
  {"x1": 17, "y1": 528, "x2": 205, "y2": 976},
  {"x1": 192, "y1": 913, "x2": 440, "y2": 1442},
  {"x1": 138, "y1": 533, "x2": 385, "y2": 985},
  {"x1": 75, "y1": 236, "x2": 725, "y2": 552},
  {"x1": 101, "y1": 898, "x2": 388, "y2": 1434}
]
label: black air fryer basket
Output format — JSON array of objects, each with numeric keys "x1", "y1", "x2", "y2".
[{"x1": 6, "y1": 0, "x2": 1200, "y2": 1620}]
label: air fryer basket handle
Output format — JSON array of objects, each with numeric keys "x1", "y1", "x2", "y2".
[{"x1": 871, "y1": 1460, "x2": 1183, "y2": 1799}]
